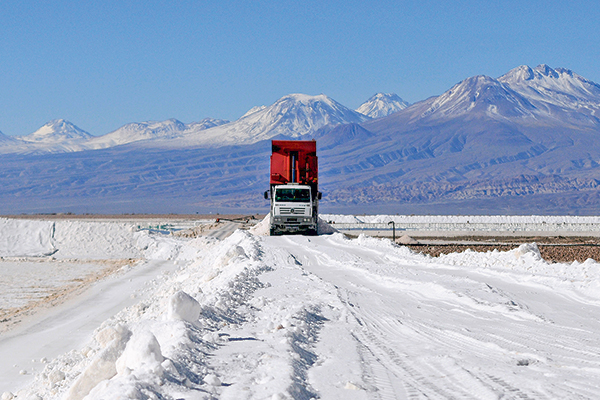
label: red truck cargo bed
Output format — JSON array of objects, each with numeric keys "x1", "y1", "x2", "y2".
[{"x1": 270, "y1": 140, "x2": 318, "y2": 187}]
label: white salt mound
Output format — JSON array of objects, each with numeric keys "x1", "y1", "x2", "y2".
[
  {"x1": 168, "y1": 290, "x2": 201, "y2": 323},
  {"x1": 398, "y1": 234, "x2": 419, "y2": 245},
  {"x1": 250, "y1": 214, "x2": 270, "y2": 236},
  {"x1": 115, "y1": 330, "x2": 164, "y2": 375},
  {"x1": 317, "y1": 217, "x2": 338, "y2": 235}
]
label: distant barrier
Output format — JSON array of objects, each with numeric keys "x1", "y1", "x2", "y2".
[
  {"x1": 135, "y1": 217, "x2": 257, "y2": 234},
  {"x1": 136, "y1": 220, "x2": 215, "y2": 233},
  {"x1": 330, "y1": 222, "x2": 600, "y2": 234}
]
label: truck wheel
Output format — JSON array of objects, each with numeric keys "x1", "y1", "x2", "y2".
[{"x1": 306, "y1": 229, "x2": 318, "y2": 236}]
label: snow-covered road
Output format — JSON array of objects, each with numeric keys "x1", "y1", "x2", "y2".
[
  {"x1": 0, "y1": 259, "x2": 179, "y2": 392},
  {"x1": 267, "y1": 235, "x2": 600, "y2": 398},
  {"x1": 206, "y1": 222, "x2": 242, "y2": 240},
  {"x1": 3, "y1": 217, "x2": 600, "y2": 399}
]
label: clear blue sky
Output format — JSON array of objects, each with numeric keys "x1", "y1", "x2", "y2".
[{"x1": 1, "y1": 0, "x2": 599, "y2": 136}]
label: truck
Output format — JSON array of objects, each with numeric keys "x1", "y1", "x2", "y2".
[{"x1": 264, "y1": 140, "x2": 321, "y2": 236}]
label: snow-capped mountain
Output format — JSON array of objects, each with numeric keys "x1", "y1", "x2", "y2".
[
  {"x1": 19, "y1": 118, "x2": 230, "y2": 151},
  {"x1": 20, "y1": 119, "x2": 93, "y2": 143},
  {"x1": 363, "y1": 65, "x2": 600, "y2": 138},
  {"x1": 498, "y1": 64, "x2": 600, "y2": 124},
  {"x1": 0, "y1": 119, "x2": 94, "y2": 154},
  {"x1": 499, "y1": 64, "x2": 600, "y2": 107},
  {"x1": 5, "y1": 64, "x2": 600, "y2": 214},
  {"x1": 86, "y1": 119, "x2": 188, "y2": 149},
  {"x1": 0, "y1": 94, "x2": 368, "y2": 153},
  {"x1": 415, "y1": 75, "x2": 537, "y2": 120},
  {"x1": 241, "y1": 105, "x2": 267, "y2": 118},
  {"x1": 329, "y1": 64, "x2": 600, "y2": 213},
  {"x1": 181, "y1": 93, "x2": 370, "y2": 146},
  {"x1": 356, "y1": 93, "x2": 409, "y2": 118},
  {"x1": 187, "y1": 117, "x2": 230, "y2": 131}
]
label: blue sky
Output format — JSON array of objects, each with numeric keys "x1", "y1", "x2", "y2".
[{"x1": 1, "y1": 0, "x2": 599, "y2": 136}]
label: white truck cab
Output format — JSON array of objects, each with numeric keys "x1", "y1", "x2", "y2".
[{"x1": 268, "y1": 184, "x2": 317, "y2": 235}]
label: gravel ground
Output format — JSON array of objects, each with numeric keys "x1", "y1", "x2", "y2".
[{"x1": 404, "y1": 236, "x2": 600, "y2": 263}]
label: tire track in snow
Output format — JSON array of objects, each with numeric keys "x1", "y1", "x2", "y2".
[
  {"x1": 344, "y1": 289, "x2": 500, "y2": 399},
  {"x1": 364, "y1": 237, "x2": 600, "y2": 398},
  {"x1": 276, "y1": 235, "x2": 494, "y2": 399},
  {"x1": 273, "y1": 233, "x2": 600, "y2": 399}
]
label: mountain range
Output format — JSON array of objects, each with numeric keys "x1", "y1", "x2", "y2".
[
  {"x1": 0, "y1": 93, "x2": 400, "y2": 154},
  {"x1": 1, "y1": 64, "x2": 600, "y2": 215}
]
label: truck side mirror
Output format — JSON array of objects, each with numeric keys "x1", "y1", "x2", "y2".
[
  {"x1": 317, "y1": 192, "x2": 322, "y2": 200},
  {"x1": 264, "y1": 191, "x2": 269, "y2": 200}
]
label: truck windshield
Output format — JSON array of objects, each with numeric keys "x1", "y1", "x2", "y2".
[{"x1": 275, "y1": 188, "x2": 310, "y2": 203}]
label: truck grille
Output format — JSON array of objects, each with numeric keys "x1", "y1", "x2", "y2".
[{"x1": 279, "y1": 207, "x2": 307, "y2": 215}]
